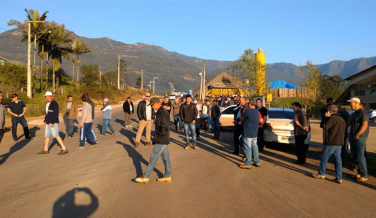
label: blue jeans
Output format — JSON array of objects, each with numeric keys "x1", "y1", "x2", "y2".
[
  {"x1": 79, "y1": 123, "x2": 96, "y2": 146},
  {"x1": 349, "y1": 138, "x2": 368, "y2": 178},
  {"x1": 11, "y1": 116, "x2": 30, "y2": 139},
  {"x1": 318, "y1": 145, "x2": 342, "y2": 180},
  {"x1": 143, "y1": 144, "x2": 172, "y2": 178},
  {"x1": 206, "y1": 117, "x2": 212, "y2": 132},
  {"x1": 63, "y1": 115, "x2": 74, "y2": 137},
  {"x1": 183, "y1": 122, "x2": 196, "y2": 146},
  {"x1": 101, "y1": 119, "x2": 115, "y2": 135},
  {"x1": 173, "y1": 115, "x2": 182, "y2": 130},
  {"x1": 243, "y1": 137, "x2": 259, "y2": 166},
  {"x1": 45, "y1": 123, "x2": 60, "y2": 138},
  {"x1": 212, "y1": 118, "x2": 220, "y2": 137}
]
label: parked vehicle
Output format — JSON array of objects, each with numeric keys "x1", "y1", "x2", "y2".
[
  {"x1": 219, "y1": 105, "x2": 237, "y2": 128},
  {"x1": 368, "y1": 110, "x2": 376, "y2": 122},
  {"x1": 264, "y1": 108, "x2": 311, "y2": 145},
  {"x1": 169, "y1": 95, "x2": 176, "y2": 100}
]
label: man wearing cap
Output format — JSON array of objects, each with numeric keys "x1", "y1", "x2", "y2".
[
  {"x1": 312, "y1": 105, "x2": 345, "y2": 184},
  {"x1": 7, "y1": 93, "x2": 32, "y2": 141},
  {"x1": 37, "y1": 91, "x2": 68, "y2": 155},
  {"x1": 123, "y1": 97, "x2": 134, "y2": 128},
  {"x1": 211, "y1": 99, "x2": 221, "y2": 139},
  {"x1": 347, "y1": 97, "x2": 369, "y2": 182},
  {"x1": 135, "y1": 97, "x2": 172, "y2": 183},
  {"x1": 100, "y1": 98, "x2": 116, "y2": 136},
  {"x1": 61, "y1": 95, "x2": 78, "y2": 139},
  {"x1": 180, "y1": 95, "x2": 198, "y2": 150},
  {"x1": 0, "y1": 91, "x2": 5, "y2": 144},
  {"x1": 135, "y1": 92, "x2": 153, "y2": 147}
]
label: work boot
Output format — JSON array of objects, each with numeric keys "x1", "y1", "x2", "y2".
[
  {"x1": 184, "y1": 145, "x2": 190, "y2": 150},
  {"x1": 135, "y1": 142, "x2": 139, "y2": 148},
  {"x1": 357, "y1": 177, "x2": 368, "y2": 183},
  {"x1": 157, "y1": 177, "x2": 172, "y2": 183},
  {"x1": 193, "y1": 144, "x2": 198, "y2": 150},
  {"x1": 239, "y1": 165, "x2": 251, "y2": 169},
  {"x1": 135, "y1": 176, "x2": 149, "y2": 184}
]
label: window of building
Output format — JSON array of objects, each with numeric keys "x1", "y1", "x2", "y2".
[
  {"x1": 355, "y1": 89, "x2": 365, "y2": 96},
  {"x1": 370, "y1": 88, "x2": 376, "y2": 96}
]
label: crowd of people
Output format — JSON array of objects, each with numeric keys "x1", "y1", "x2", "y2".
[{"x1": 0, "y1": 90, "x2": 371, "y2": 184}]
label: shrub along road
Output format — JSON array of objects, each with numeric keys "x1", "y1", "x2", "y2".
[{"x1": 0, "y1": 106, "x2": 375, "y2": 217}]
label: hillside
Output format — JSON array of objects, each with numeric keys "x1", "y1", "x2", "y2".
[{"x1": 1, "y1": 28, "x2": 375, "y2": 94}]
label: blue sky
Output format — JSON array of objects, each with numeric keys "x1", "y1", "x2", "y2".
[{"x1": 0, "y1": 0, "x2": 375, "y2": 65}]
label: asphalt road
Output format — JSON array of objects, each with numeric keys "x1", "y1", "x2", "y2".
[{"x1": 1, "y1": 106, "x2": 376, "y2": 218}]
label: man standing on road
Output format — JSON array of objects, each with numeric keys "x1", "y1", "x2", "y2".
[
  {"x1": 162, "y1": 96, "x2": 172, "y2": 114},
  {"x1": 135, "y1": 92, "x2": 153, "y2": 148},
  {"x1": 202, "y1": 100, "x2": 212, "y2": 133},
  {"x1": 194, "y1": 100, "x2": 202, "y2": 140},
  {"x1": 292, "y1": 102, "x2": 308, "y2": 165},
  {"x1": 313, "y1": 105, "x2": 345, "y2": 184},
  {"x1": 0, "y1": 91, "x2": 5, "y2": 144},
  {"x1": 78, "y1": 95, "x2": 97, "y2": 149},
  {"x1": 7, "y1": 93, "x2": 32, "y2": 141},
  {"x1": 61, "y1": 95, "x2": 78, "y2": 139},
  {"x1": 100, "y1": 98, "x2": 116, "y2": 137},
  {"x1": 37, "y1": 91, "x2": 68, "y2": 155},
  {"x1": 347, "y1": 97, "x2": 369, "y2": 182},
  {"x1": 180, "y1": 95, "x2": 197, "y2": 150},
  {"x1": 135, "y1": 97, "x2": 172, "y2": 184},
  {"x1": 123, "y1": 97, "x2": 134, "y2": 128},
  {"x1": 239, "y1": 99, "x2": 263, "y2": 169},
  {"x1": 211, "y1": 99, "x2": 221, "y2": 140},
  {"x1": 320, "y1": 98, "x2": 333, "y2": 141},
  {"x1": 256, "y1": 98, "x2": 268, "y2": 152},
  {"x1": 232, "y1": 97, "x2": 247, "y2": 155},
  {"x1": 172, "y1": 97, "x2": 182, "y2": 131}
]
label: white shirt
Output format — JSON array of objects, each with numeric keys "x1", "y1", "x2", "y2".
[
  {"x1": 130, "y1": 105, "x2": 133, "y2": 112},
  {"x1": 46, "y1": 102, "x2": 51, "y2": 114},
  {"x1": 146, "y1": 101, "x2": 152, "y2": 120}
]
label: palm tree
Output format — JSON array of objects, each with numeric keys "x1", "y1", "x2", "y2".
[
  {"x1": 67, "y1": 40, "x2": 91, "y2": 82},
  {"x1": 8, "y1": 9, "x2": 49, "y2": 94}
]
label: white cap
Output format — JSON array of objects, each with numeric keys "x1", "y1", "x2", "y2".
[
  {"x1": 347, "y1": 97, "x2": 361, "y2": 103},
  {"x1": 43, "y1": 91, "x2": 53, "y2": 97},
  {"x1": 194, "y1": 100, "x2": 197, "y2": 103},
  {"x1": 104, "y1": 98, "x2": 109, "y2": 102}
]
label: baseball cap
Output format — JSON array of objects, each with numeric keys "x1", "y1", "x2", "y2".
[
  {"x1": 193, "y1": 100, "x2": 197, "y2": 103},
  {"x1": 104, "y1": 98, "x2": 109, "y2": 102},
  {"x1": 11, "y1": 93, "x2": 18, "y2": 98},
  {"x1": 347, "y1": 97, "x2": 361, "y2": 103},
  {"x1": 43, "y1": 91, "x2": 53, "y2": 97},
  {"x1": 148, "y1": 97, "x2": 159, "y2": 106}
]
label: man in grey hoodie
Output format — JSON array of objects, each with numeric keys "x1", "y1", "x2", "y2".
[
  {"x1": 78, "y1": 95, "x2": 97, "y2": 149},
  {"x1": 0, "y1": 91, "x2": 5, "y2": 144},
  {"x1": 100, "y1": 98, "x2": 116, "y2": 136}
]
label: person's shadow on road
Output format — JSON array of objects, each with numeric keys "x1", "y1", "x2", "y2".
[
  {"x1": 0, "y1": 126, "x2": 40, "y2": 165},
  {"x1": 52, "y1": 187, "x2": 99, "y2": 218},
  {"x1": 119, "y1": 128, "x2": 136, "y2": 145},
  {"x1": 116, "y1": 141, "x2": 163, "y2": 178}
]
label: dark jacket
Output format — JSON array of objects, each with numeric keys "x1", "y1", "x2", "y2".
[
  {"x1": 44, "y1": 100, "x2": 59, "y2": 124},
  {"x1": 123, "y1": 101, "x2": 134, "y2": 114},
  {"x1": 211, "y1": 105, "x2": 221, "y2": 120},
  {"x1": 87, "y1": 98, "x2": 95, "y2": 119},
  {"x1": 137, "y1": 100, "x2": 153, "y2": 121},
  {"x1": 180, "y1": 103, "x2": 197, "y2": 124},
  {"x1": 323, "y1": 114, "x2": 346, "y2": 145},
  {"x1": 153, "y1": 106, "x2": 170, "y2": 145}
]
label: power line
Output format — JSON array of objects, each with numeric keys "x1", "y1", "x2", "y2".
[
  {"x1": 5, "y1": 0, "x2": 25, "y2": 11},
  {"x1": 0, "y1": 1, "x2": 24, "y2": 16},
  {"x1": 4, "y1": 0, "x2": 25, "y2": 12}
]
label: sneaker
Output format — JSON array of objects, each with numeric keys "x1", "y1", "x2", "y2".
[
  {"x1": 253, "y1": 163, "x2": 260, "y2": 167},
  {"x1": 352, "y1": 174, "x2": 361, "y2": 179},
  {"x1": 145, "y1": 141, "x2": 152, "y2": 147},
  {"x1": 37, "y1": 150, "x2": 49, "y2": 154},
  {"x1": 218, "y1": 136, "x2": 222, "y2": 140},
  {"x1": 193, "y1": 144, "x2": 198, "y2": 150},
  {"x1": 157, "y1": 177, "x2": 172, "y2": 183},
  {"x1": 76, "y1": 146, "x2": 85, "y2": 149},
  {"x1": 184, "y1": 145, "x2": 190, "y2": 150},
  {"x1": 90, "y1": 144, "x2": 98, "y2": 148},
  {"x1": 357, "y1": 177, "x2": 368, "y2": 183},
  {"x1": 57, "y1": 149, "x2": 68, "y2": 155},
  {"x1": 129, "y1": 125, "x2": 133, "y2": 128},
  {"x1": 111, "y1": 132, "x2": 116, "y2": 136},
  {"x1": 135, "y1": 176, "x2": 149, "y2": 184},
  {"x1": 312, "y1": 173, "x2": 325, "y2": 179},
  {"x1": 68, "y1": 136, "x2": 72, "y2": 139},
  {"x1": 25, "y1": 138, "x2": 33, "y2": 141},
  {"x1": 239, "y1": 165, "x2": 251, "y2": 169},
  {"x1": 334, "y1": 179, "x2": 343, "y2": 184},
  {"x1": 135, "y1": 142, "x2": 139, "y2": 148}
]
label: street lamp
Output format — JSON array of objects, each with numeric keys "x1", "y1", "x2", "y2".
[{"x1": 153, "y1": 77, "x2": 158, "y2": 93}]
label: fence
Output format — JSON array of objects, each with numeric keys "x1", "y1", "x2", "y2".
[{"x1": 266, "y1": 88, "x2": 316, "y2": 99}]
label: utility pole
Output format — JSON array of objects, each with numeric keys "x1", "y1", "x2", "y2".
[
  {"x1": 153, "y1": 77, "x2": 158, "y2": 94},
  {"x1": 117, "y1": 55, "x2": 127, "y2": 89},
  {"x1": 141, "y1": 70, "x2": 143, "y2": 90},
  {"x1": 99, "y1": 65, "x2": 101, "y2": 88},
  {"x1": 26, "y1": 20, "x2": 46, "y2": 99},
  {"x1": 199, "y1": 72, "x2": 203, "y2": 100},
  {"x1": 203, "y1": 60, "x2": 206, "y2": 99}
]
